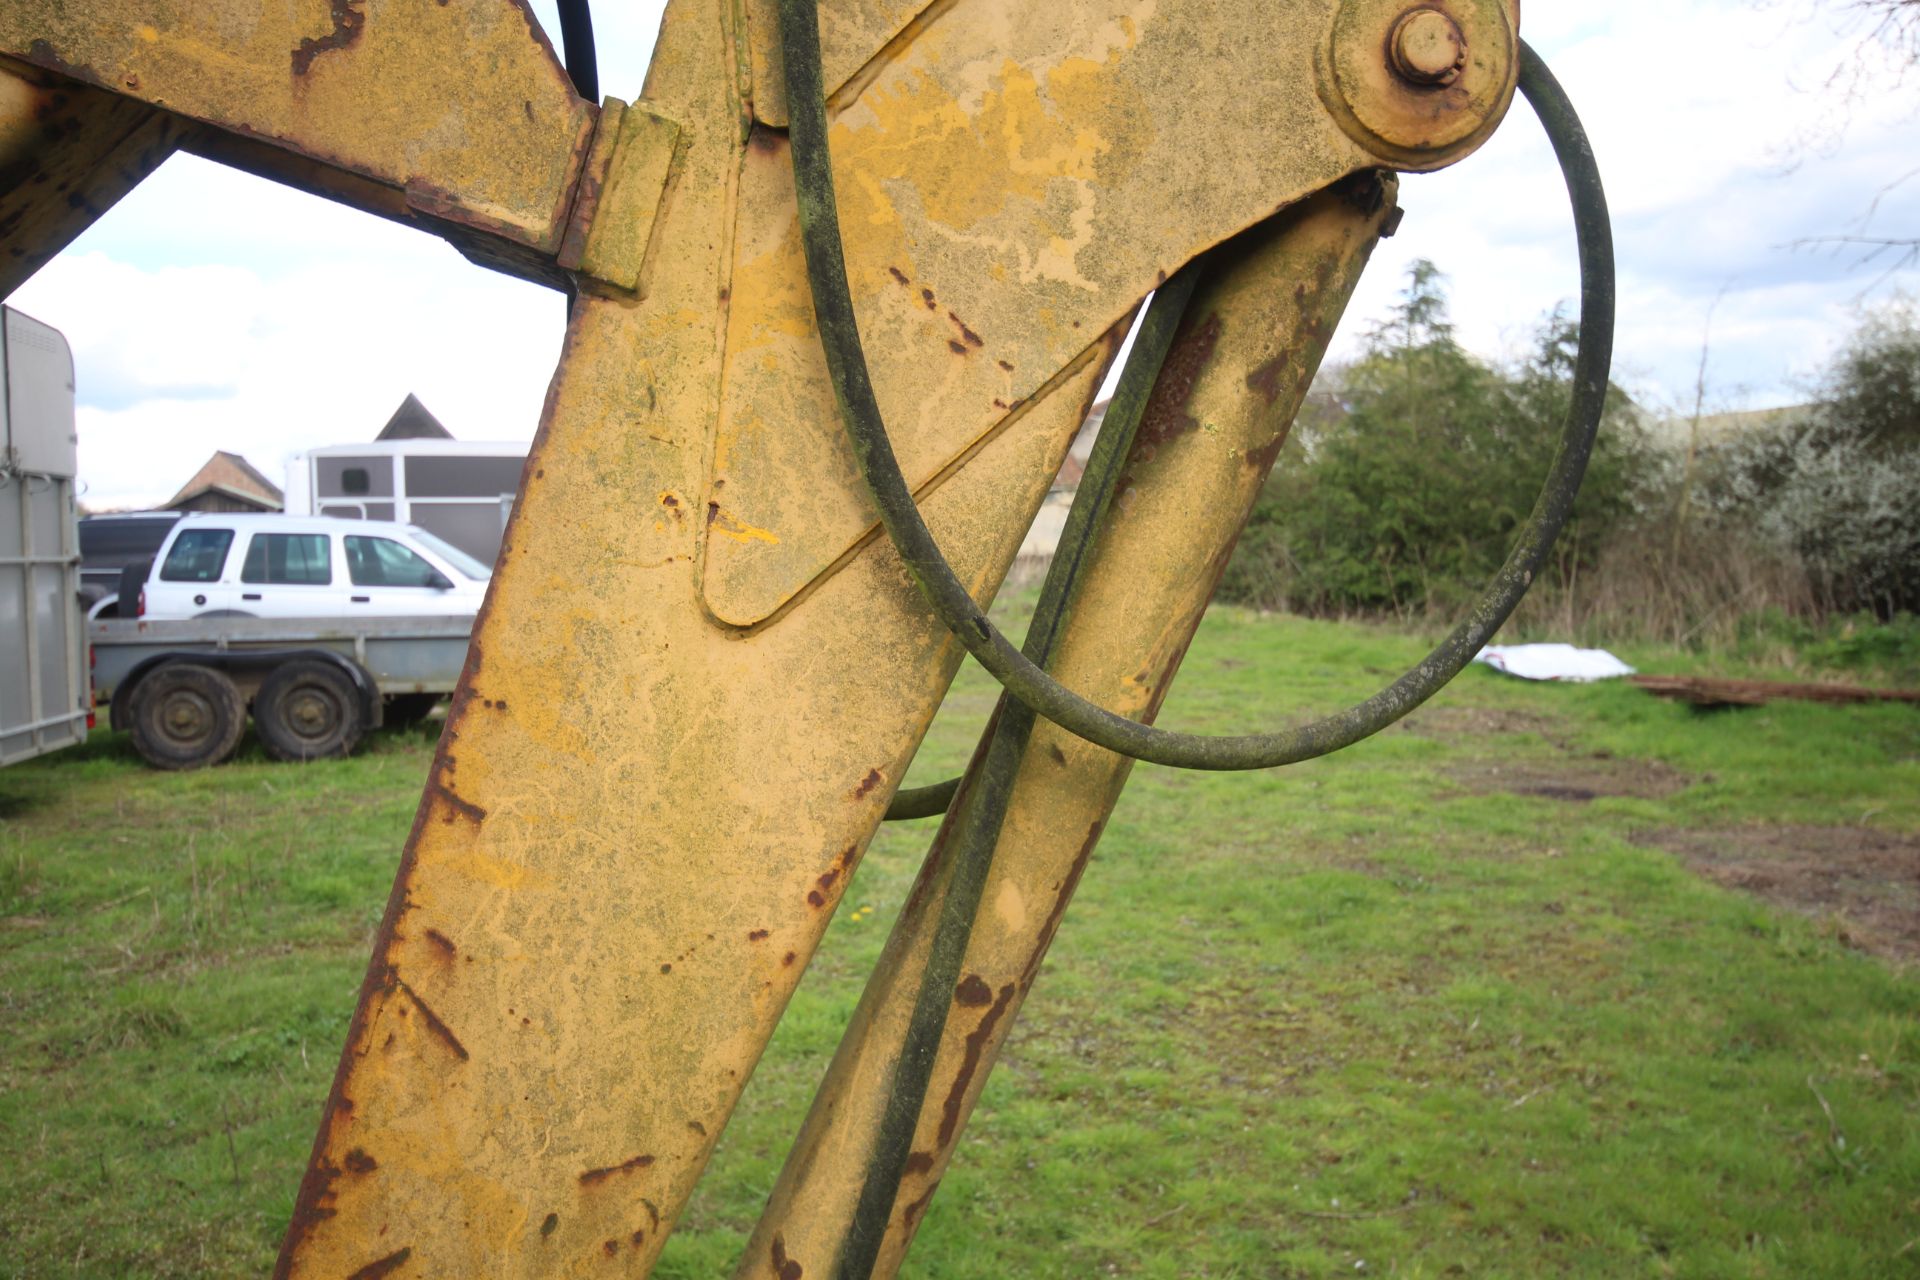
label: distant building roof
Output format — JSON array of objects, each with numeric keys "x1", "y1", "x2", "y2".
[
  {"x1": 164, "y1": 450, "x2": 284, "y2": 512},
  {"x1": 376, "y1": 393, "x2": 453, "y2": 440}
]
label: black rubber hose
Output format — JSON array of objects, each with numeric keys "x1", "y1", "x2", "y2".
[
  {"x1": 781, "y1": 2, "x2": 1614, "y2": 775},
  {"x1": 556, "y1": 0, "x2": 599, "y2": 103}
]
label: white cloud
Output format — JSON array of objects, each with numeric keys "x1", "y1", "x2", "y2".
[{"x1": 11, "y1": 229, "x2": 565, "y2": 509}]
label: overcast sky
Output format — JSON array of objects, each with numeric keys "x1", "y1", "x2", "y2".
[{"x1": 9, "y1": 0, "x2": 1916, "y2": 510}]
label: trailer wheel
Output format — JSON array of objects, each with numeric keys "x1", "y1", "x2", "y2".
[
  {"x1": 256, "y1": 660, "x2": 366, "y2": 762},
  {"x1": 128, "y1": 663, "x2": 246, "y2": 770}
]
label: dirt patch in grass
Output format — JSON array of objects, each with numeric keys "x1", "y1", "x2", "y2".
[
  {"x1": 1635, "y1": 825, "x2": 1920, "y2": 963},
  {"x1": 1399, "y1": 705, "x2": 1562, "y2": 741},
  {"x1": 1448, "y1": 755, "x2": 1695, "y2": 802}
]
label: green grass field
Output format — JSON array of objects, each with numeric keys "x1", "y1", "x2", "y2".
[{"x1": 2, "y1": 609, "x2": 1917, "y2": 1278}]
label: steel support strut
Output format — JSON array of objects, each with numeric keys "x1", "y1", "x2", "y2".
[{"x1": 741, "y1": 178, "x2": 1401, "y2": 1280}]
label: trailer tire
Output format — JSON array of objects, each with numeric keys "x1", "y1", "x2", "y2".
[
  {"x1": 383, "y1": 692, "x2": 443, "y2": 729},
  {"x1": 128, "y1": 663, "x2": 247, "y2": 770},
  {"x1": 255, "y1": 660, "x2": 366, "y2": 762}
]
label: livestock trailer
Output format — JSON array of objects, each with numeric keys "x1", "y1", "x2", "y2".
[
  {"x1": 284, "y1": 439, "x2": 529, "y2": 566},
  {"x1": 0, "y1": 306, "x2": 87, "y2": 767}
]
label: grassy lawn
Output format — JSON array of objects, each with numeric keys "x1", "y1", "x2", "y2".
[{"x1": 2, "y1": 608, "x2": 1917, "y2": 1278}]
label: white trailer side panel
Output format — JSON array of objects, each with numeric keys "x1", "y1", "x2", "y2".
[{"x1": 0, "y1": 307, "x2": 88, "y2": 767}]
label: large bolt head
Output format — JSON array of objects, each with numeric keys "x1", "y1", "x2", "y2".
[
  {"x1": 1318, "y1": 0, "x2": 1517, "y2": 168},
  {"x1": 1390, "y1": 9, "x2": 1467, "y2": 86}
]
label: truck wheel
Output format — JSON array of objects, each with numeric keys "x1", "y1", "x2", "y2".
[
  {"x1": 256, "y1": 660, "x2": 366, "y2": 762},
  {"x1": 128, "y1": 663, "x2": 246, "y2": 770},
  {"x1": 383, "y1": 693, "x2": 443, "y2": 729}
]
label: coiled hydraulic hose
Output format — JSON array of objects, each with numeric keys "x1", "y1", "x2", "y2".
[{"x1": 779, "y1": 2, "x2": 1614, "y2": 780}]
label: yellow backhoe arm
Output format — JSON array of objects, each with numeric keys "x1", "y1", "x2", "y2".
[{"x1": 0, "y1": 2, "x2": 1571, "y2": 1275}]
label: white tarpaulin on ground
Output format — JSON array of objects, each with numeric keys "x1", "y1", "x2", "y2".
[{"x1": 1474, "y1": 644, "x2": 1636, "y2": 683}]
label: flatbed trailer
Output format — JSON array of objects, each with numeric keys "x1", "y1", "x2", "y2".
[{"x1": 90, "y1": 613, "x2": 473, "y2": 769}]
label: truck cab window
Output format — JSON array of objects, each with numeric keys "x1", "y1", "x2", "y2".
[
  {"x1": 345, "y1": 535, "x2": 438, "y2": 587},
  {"x1": 158, "y1": 529, "x2": 235, "y2": 583},
  {"x1": 242, "y1": 534, "x2": 333, "y2": 585}
]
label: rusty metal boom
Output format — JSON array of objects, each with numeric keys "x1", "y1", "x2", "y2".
[{"x1": 0, "y1": 0, "x2": 1611, "y2": 1273}]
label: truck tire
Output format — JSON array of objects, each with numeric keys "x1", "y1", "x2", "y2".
[
  {"x1": 128, "y1": 663, "x2": 247, "y2": 770},
  {"x1": 255, "y1": 659, "x2": 366, "y2": 762},
  {"x1": 382, "y1": 692, "x2": 443, "y2": 729}
]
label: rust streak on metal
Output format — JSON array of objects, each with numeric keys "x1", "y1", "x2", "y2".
[
  {"x1": 935, "y1": 983, "x2": 1015, "y2": 1148},
  {"x1": 952, "y1": 975, "x2": 992, "y2": 1008},
  {"x1": 1130, "y1": 313, "x2": 1223, "y2": 459},
  {"x1": 899, "y1": 1180, "x2": 938, "y2": 1228},
  {"x1": 422, "y1": 928, "x2": 456, "y2": 957},
  {"x1": 579, "y1": 1154, "x2": 656, "y2": 1186},
  {"x1": 290, "y1": 0, "x2": 366, "y2": 76},
  {"x1": 344, "y1": 1247, "x2": 411, "y2": 1280},
  {"x1": 541, "y1": 1213, "x2": 559, "y2": 1239},
  {"x1": 343, "y1": 1148, "x2": 379, "y2": 1175},
  {"x1": 23, "y1": 39, "x2": 110, "y2": 90},
  {"x1": 287, "y1": 1156, "x2": 342, "y2": 1230},
  {"x1": 770, "y1": 1234, "x2": 804, "y2": 1279},
  {"x1": 393, "y1": 978, "x2": 469, "y2": 1062},
  {"x1": 1244, "y1": 355, "x2": 1288, "y2": 405},
  {"x1": 946, "y1": 312, "x2": 983, "y2": 347},
  {"x1": 1022, "y1": 822, "x2": 1104, "y2": 988},
  {"x1": 853, "y1": 768, "x2": 884, "y2": 799},
  {"x1": 1242, "y1": 432, "x2": 1288, "y2": 474},
  {"x1": 428, "y1": 780, "x2": 488, "y2": 827}
]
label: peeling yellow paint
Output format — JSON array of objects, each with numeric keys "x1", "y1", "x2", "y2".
[
  {"x1": 707, "y1": 511, "x2": 782, "y2": 545},
  {"x1": 993, "y1": 880, "x2": 1026, "y2": 931}
]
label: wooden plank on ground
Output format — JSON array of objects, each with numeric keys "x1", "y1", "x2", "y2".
[{"x1": 1631, "y1": 675, "x2": 1920, "y2": 709}]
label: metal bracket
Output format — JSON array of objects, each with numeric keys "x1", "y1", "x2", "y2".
[{"x1": 558, "y1": 97, "x2": 684, "y2": 296}]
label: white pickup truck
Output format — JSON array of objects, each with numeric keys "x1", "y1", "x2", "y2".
[
  {"x1": 122, "y1": 512, "x2": 492, "y2": 621},
  {"x1": 96, "y1": 510, "x2": 495, "y2": 768}
]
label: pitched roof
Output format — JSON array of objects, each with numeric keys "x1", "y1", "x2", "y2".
[
  {"x1": 164, "y1": 450, "x2": 284, "y2": 510},
  {"x1": 376, "y1": 393, "x2": 454, "y2": 440}
]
